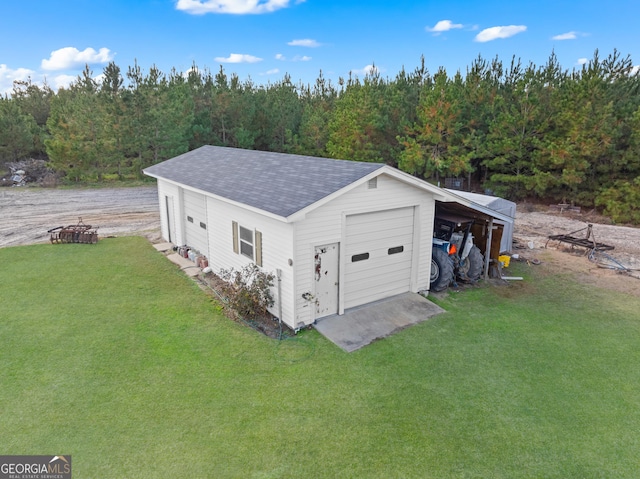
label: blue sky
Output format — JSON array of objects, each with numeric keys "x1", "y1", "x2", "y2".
[{"x1": 1, "y1": 0, "x2": 638, "y2": 95}]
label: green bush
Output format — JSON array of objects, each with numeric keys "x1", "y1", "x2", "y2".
[
  {"x1": 219, "y1": 263, "x2": 275, "y2": 319},
  {"x1": 595, "y1": 176, "x2": 640, "y2": 224}
]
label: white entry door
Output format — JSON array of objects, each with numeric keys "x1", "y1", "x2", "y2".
[{"x1": 314, "y1": 243, "x2": 339, "y2": 319}]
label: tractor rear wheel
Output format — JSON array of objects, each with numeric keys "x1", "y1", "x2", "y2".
[
  {"x1": 430, "y1": 248, "x2": 454, "y2": 292},
  {"x1": 458, "y1": 245, "x2": 484, "y2": 281}
]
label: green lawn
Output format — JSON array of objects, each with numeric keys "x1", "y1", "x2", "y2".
[{"x1": 1, "y1": 237, "x2": 639, "y2": 478}]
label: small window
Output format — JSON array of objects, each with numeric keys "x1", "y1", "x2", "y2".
[
  {"x1": 368, "y1": 177, "x2": 378, "y2": 189},
  {"x1": 239, "y1": 226, "x2": 254, "y2": 259},
  {"x1": 200, "y1": 222, "x2": 206, "y2": 229},
  {"x1": 232, "y1": 222, "x2": 262, "y2": 265},
  {"x1": 388, "y1": 246, "x2": 404, "y2": 255},
  {"x1": 351, "y1": 253, "x2": 370, "y2": 262},
  {"x1": 187, "y1": 216, "x2": 194, "y2": 223}
]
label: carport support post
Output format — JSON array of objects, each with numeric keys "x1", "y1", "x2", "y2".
[{"x1": 484, "y1": 218, "x2": 494, "y2": 280}]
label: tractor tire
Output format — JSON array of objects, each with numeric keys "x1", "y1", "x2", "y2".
[
  {"x1": 458, "y1": 245, "x2": 484, "y2": 281},
  {"x1": 430, "y1": 248, "x2": 454, "y2": 292}
]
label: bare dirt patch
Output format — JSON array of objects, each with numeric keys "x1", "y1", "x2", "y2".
[
  {"x1": 513, "y1": 206, "x2": 640, "y2": 297},
  {"x1": 0, "y1": 186, "x2": 161, "y2": 248}
]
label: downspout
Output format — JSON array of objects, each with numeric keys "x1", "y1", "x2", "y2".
[{"x1": 276, "y1": 268, "x2": 283, "y2": 326}]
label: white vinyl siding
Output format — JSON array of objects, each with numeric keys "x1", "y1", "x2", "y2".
[
  {"x1": 344, "y1": 207, "x2": 415, "y2": 309},
  {"x1": 156, "y1": 171, "x2": 435, "y2": 332},
  {"x1": 293, "y1": 173, "x2": 435, "y2": 327},
  {"x1": 157, "y1": 180, "x2": 183, "y2": 245},
  {"x1": 205, "y1": 196, "x2": 295, "y2": 327}
]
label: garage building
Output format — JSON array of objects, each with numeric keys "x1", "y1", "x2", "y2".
[{"x1": 144, "y1": 146, "x2": 511, "y2": 331}]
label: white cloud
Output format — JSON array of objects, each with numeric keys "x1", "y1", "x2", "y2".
[
  {"x1": 426, "y1": 20, "x2": 463, "y2": 34},
  {"x1": 632, "y1": 65, "x2": 640, "y2": 75},
  {"x1": 0, "y1": 64, "x2": 108, "y2": 96},
  {"x1": 275, "y1": 53, "x2": 311, "y2": 62},
  {"x1": 287, "y1": 38, "x2": 321, "y2": 47},
  {"x1": 41, "y1": 47, "x2": 114, "y2": 71},
  {"x1": 474, "y1": 25, "x2": 527, "y2": 42},
  {"x1": 0, "y1": 64, "x2": 35, "y2": 95},
  {"x1": 577, "y1": 57, "x2": 589, "y2": 65},
  {"x1": 176, "y1": 0, "x2": 302, "y2": 14},
  {"x1": 552, "y1": 31, "x2": 577, "y2": 41},
  {"x1": 350, "y1": 64, "x2": 383, "y2": 77},
  {"x1": 261, "y1": 68, "x2": 280, "y2": 75},
  {"x1": 214, "y1": 53, "x2": 263, "y2": 63},
  {"x1": 51, "y1": 74, "x2": 77, "y2": 90}
]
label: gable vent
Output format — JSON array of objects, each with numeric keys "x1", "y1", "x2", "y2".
[{"x1": 368, "y1": 177, "x2": 378, "y2": 189}]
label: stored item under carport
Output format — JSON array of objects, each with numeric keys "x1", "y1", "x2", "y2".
[{"x1": 48, "y1": 218, "x2": 98, "y2": 244}]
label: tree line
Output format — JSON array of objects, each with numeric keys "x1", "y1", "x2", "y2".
[{"x1": 1, "y1": 50, "x2": 640, "y2": 223}]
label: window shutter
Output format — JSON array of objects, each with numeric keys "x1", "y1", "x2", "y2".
[
  {"x1": 255, "y1": 230, "x2": 263, "y2": 267},
  {"x1": 232, "y1": 221, "x2": 239, "y2": 254}
]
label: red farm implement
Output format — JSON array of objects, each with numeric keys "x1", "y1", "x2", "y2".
[{"x1": 48, "y1": 218, "x2": 99, "y2": 244}]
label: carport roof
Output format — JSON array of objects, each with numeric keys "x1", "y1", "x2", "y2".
[
  {"x1": 143, "y1": 146, "x2": 384, "y2": 218},
  {"x1": 437, "y1": 190, "x2": 515, "y2": 224}
]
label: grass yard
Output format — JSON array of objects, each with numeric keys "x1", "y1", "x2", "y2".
[{"x1": 1, "y1": 237, "x2": 640, "y2": 478}]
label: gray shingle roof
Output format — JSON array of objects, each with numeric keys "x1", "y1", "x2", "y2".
[{"x1": 143, "y1": 146, "x2": 384, "y2": 218}]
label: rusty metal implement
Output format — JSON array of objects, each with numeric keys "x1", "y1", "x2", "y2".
[
  {"x1": 546, "y1": 224, "x2": 613, "y2": 253},
  {"x1": 48, "y1": 218, "x2": 99, "y2": 244}
]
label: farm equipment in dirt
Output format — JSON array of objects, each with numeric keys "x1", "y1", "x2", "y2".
[
  {"x1": 430, "y1": 216, "x2": 485, "y2": 292},
  {"x1": 48, "y1": 218, "x2": 99, "y2": 244},
  {"x1": 546, "y1": 224, "x2": 614, "y2": 253}
]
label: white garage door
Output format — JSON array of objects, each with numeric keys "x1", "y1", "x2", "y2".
[
  {"x1": 344, "y1": 207, "x2": 415, "y2": 309},
  {"x1": 183, "y1": 189, "x2": 209, "y2": 256}
]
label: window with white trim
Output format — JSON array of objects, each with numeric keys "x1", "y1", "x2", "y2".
[
  {"x1": 239, "y1": 226, "x2": 254, "y2": 259},
  {"x1": 232, "y1": 221, "x2": 263, "y2": 266}
]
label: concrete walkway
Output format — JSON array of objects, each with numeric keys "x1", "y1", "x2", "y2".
[
  {"x1": 314, "y1": 293, "x2": 445, "y2": 352},
  {"x1": 153, "y1": 242, "x2": 202, "y2": 277}
]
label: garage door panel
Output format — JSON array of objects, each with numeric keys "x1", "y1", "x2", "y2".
[
  {"x1": 346, "y1": 283, "x2": 410, "y2": 306},
  {"x1": 347, "y1": 215, "x2": 413, "y2": 232},
  {"x1": 347, "y1": 254, "x2": 412, "y2": 274},
  {"x1": 347, "y1": 269, "x2": 412, "y2": 293},
  {"x1": 347, "y1": 265, "x2": 412, "y2": 290},
  {"x1": 347, "y1": 249, "x2": 412, "y2": 268},
  {"x1": 183, "y1": 189, "x2": 208, "y2": 255},
  {"x1": 344, "y1": 207, "x2": 415, "y2": 310},
  {"x1": 347, "y1": 216, "x2": 413, "y2": 234},
  {"x1": 346, "y1": 232, "x2": 413, "y2": 252}
]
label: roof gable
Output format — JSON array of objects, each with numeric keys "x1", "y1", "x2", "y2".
[{"x1": 143, "y1": 146, "x2": 384, "y2": 218}]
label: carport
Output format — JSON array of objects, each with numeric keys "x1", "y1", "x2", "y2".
[
  {"x1": 445, "y1": 189, "x2": 516, "y2": 253},
  {"x1": 436, "y1": 192, "x2": 516, "y2": 279}
]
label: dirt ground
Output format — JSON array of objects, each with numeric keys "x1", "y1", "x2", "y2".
[
  {"x1": 513, "y1": 205, "x2": 640, "y2": 296},
  {"x1": 1, "y1": 185, "x2": 639, "y2": 295},
  {"x1": 0, "y1": 186, "x2": 161, "y2": 248}
]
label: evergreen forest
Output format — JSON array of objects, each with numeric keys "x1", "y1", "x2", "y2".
[{"x1": 2, "y1": 50, "x2": 640, "y2": 223}]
